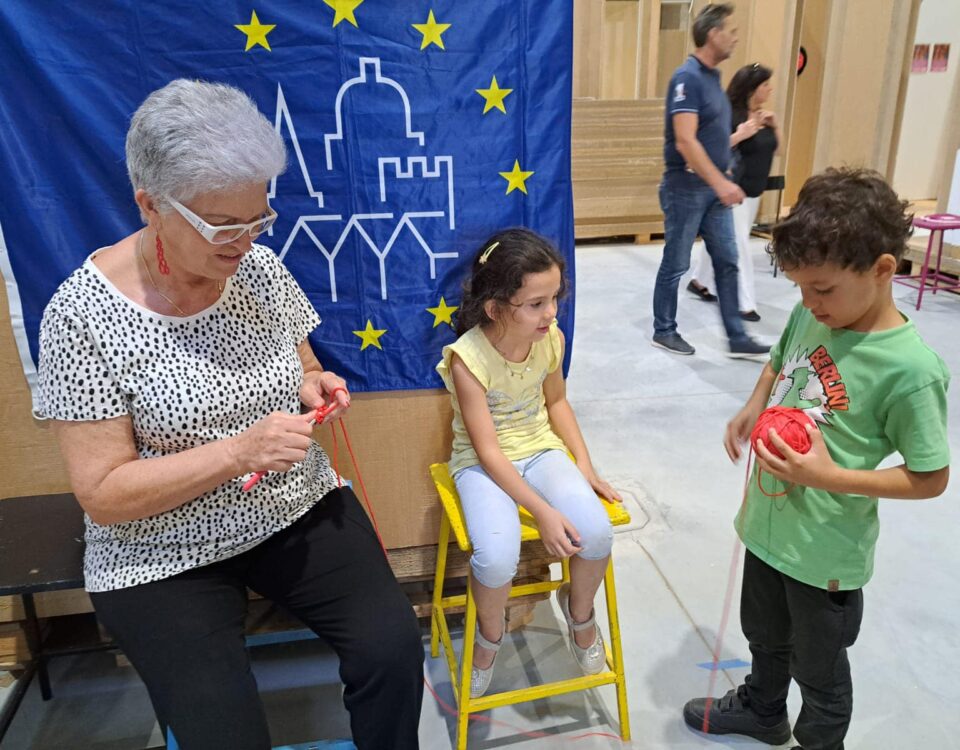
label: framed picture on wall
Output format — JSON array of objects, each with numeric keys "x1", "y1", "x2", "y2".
[
  {"x1": 912, "y1": 44, "x2": 930, "y2": 73},
  {"x1": 931, "y1": 44, "x2": 950, "y2": 73}
]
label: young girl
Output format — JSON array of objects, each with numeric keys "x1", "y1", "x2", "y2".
[{"x1": 436, "y1": 228, "x2": 621, "y2": 698}]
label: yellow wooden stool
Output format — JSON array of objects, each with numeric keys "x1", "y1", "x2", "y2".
[{"x1": 429, "y1": 462, "x2": 631, "y2": 749}]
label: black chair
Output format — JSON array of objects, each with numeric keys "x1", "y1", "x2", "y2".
[{"x1": 754, "y1": 175, "x2": 786, "y2": 277}]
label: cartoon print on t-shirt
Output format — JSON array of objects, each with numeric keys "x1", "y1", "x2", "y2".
[
  {"x1": 769, "y1": 345, "x2": 849, "y2": 425},
  {"x1": 486, "y1": 370, "x2": 549, "y2": 429}
]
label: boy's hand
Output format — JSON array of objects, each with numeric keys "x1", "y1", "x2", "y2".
[
  {"x1": 724, "y1": 404, "x2": 764, "y2": 462},
  {"x1": 580, "y1": 467, "x2": 623, "y2": 503},
  {"x1": 755, "y1": 425, "x2": 838, "y2": 490},
  {"x1": 535, "y1": 507, "x2": 581, "y2": 558}
]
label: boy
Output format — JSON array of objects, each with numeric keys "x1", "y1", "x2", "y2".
[{"x1": 683, "y1": 168, "x2": 950, "y2": 750}]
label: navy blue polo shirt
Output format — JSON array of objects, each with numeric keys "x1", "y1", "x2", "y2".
[{"x1": 663, "y1": 55, "x2": 732, "y2": 181}]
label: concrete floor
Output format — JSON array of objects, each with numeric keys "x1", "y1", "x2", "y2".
[{"x1": 3, "y1": 238, "x2": 958, "y2": 749}]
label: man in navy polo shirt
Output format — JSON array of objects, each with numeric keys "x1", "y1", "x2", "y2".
[{"x1": 652, "y1": 3, "x2": 769, "y2": 359}]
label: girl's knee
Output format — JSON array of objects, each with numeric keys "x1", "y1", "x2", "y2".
[
  {"x1": 471, "y1": 544, "x2": 519, "y2": 588},
  {"x1": 577, "y1": 515, "x2": 613, "y2": 559}
]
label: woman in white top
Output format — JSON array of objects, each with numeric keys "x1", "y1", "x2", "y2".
[{"x1": 35, "y1": 79, "x2": 422, "y2": 750}]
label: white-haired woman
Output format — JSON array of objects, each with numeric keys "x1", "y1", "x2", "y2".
[{"x1": 35, "y1": 79, "x2": 423, "y2": 750}]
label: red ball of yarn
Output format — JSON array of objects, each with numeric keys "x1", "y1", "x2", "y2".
[{"x1": 750, "y1": 406, "x2": 816, "y2": 459}]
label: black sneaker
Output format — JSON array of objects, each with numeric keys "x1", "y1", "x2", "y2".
[
  {"x1": 686, "y1": 280, "x2": 718, "y2": 302},
  {"x1": 683, "y1": 686, "x2": 792, "y2": 745},
  {"x1": 728, "y1": 337, "x2": 770, "y2": 360},
  {"x1": 652, "y1": 333, "x2": 695, "y2": 355},
  {"x1": 740, "y1": 310, "x2": 762, "y2": 322}
]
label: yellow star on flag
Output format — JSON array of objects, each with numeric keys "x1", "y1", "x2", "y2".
[
  {"x1": 476, "y1": 76, "x2": 513, "y2": 114},
  {"x1": 353, "y1": 320, "x2": 387, "y2": 351},
  {"x1": 235, "y1": 10, "x2": 276, "y2": 52},
  {"x1": 426, "y1": 297, "x2": 458, "y2": 328},
  {"x1": 412, "y1": 10, "x2": 451, "y2": 50},
  {"x1": 324, "y1": 0, "x2": 364, "y2": 28},
  {"x1": 499, "y1": 160, "x2": 534, "y2": 195}
]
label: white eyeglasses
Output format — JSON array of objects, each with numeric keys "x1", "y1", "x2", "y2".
[{"x1": 166, "y1": 197, "x2": 278, "y2": 245}]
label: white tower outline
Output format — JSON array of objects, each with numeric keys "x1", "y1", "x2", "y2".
[
  {"x1": 324, "y1": 57, "x2": 425, "y2": 170},
  {"x1": 272, "y1": 57, "x2": 457, "y2": 302}
]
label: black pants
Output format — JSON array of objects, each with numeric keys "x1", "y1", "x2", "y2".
[
  {"x1": 91, "y1": 487, "x2": 424, "y2": 750},
  {"x1": 741, "y1": 550, "x2": 864, "y2": 750}
]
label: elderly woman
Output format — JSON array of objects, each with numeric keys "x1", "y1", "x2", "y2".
[{"x1": 35, "y1": 79, "x2": 423, "y2": 749}]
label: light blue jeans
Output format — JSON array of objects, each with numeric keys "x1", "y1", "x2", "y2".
[{"x1": 454, "y1": 450, "x2": 614, "y2": 589}]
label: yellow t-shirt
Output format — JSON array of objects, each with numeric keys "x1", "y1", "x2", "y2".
[{"x1": 436, "y1": 321, "x2": 568, "y2": 476}]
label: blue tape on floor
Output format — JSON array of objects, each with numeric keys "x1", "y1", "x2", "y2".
[{"x1": 697, "y1": 658, "x2": 751, "y2": 670}]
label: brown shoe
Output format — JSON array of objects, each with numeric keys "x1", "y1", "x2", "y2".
[{"x1": 686, "y1": 280, "x2": 718, "y2": 302}]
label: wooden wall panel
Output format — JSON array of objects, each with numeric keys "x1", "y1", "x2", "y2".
[
  {"x1": 601, "y1": 1, "x2": 642, "y2": 100},
  {"x1": 784, "y1": 0, "x2": 830, "y2": 208},
  {"x1": 813, "y1": 0, "x2": 915, "y2": 176},
  {"x1": 656, "y1": 30, "x2": 688, "y2": 99},
  {"x1": 639, "y1": 0, "x2": 661, "y2": 98},
  {"x1": 573, "y1": 0, "x2": 605, "y2": 98}
]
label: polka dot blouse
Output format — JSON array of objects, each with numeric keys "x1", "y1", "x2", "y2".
[{"x1": 35, "y1": 244, "x2": 339, "y2": 592}]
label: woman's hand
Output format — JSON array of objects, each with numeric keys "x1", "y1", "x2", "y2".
[
  {"x1": 300, "y1": 370, "x2": 351, "y2": 422},
  {"x1": 757, "y1": 109, "x2": 777, "y2": 128},
  {"x1": 580, "y1": 466, "x2": 622, "y2": 503},
  {"x1": 230, "y1": 411, "x2": 316, "y2": 474},
  {"x1": 534, "y1": 507, "x2": 581, "y2": 558},
  {"x1": 724, "y1": 403, "x2": 765, "y2": 462},
  {"x1": 755, "y1": 425, "x2": 839, "y2": 491},
  {"x1": 735, "y1": 118, "x2": 760, "y2": 142}
]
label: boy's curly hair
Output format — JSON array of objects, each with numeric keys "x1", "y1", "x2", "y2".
[{"x1": 769, "y1": 167, "x2": 913, "y2": 271}]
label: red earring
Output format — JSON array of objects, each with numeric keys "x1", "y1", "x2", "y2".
[{"x1": 156, "y1": 234, "x2": 170, "y2": 275}]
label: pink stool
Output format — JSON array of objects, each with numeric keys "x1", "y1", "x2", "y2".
[{"x1": 896, "y1": 213, "x2": 960, "y2": 310}]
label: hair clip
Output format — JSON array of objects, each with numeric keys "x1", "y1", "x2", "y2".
[{"x1": 478, "y1": 241, "x2": 499, "y2": 265}]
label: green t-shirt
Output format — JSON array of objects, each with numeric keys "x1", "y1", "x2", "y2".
[{"x1": 735, "y1": 303, "x2": 950, "y2": 591}]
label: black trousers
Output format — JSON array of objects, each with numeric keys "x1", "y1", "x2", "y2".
[
  {"x1": 91, "y1": 487, "x2": 424, "y2": 750},
  {"x1": 741, "y1": 550, "x2": 864, "y2": 750}
]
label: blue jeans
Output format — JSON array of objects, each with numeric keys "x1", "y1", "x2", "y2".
[
  {"x1": 454, "y1": 450, "x2": 614, "y2": 589},
  {"x1": 653, "y1": 178, "x2": 748, "y2": 343}
]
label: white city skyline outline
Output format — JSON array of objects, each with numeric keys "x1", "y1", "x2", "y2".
[{"x1": 268, "y1": 57, "x2": 457, "y2": 302}]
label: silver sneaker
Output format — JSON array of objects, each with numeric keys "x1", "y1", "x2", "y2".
[
  {"x1": 557, "y1": 583, "x2": 606, "y2": 675},
  {"x1": 469, "y1": 620, "x2": 504, "y2": 698}
]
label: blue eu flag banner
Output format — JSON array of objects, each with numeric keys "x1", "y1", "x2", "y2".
[{"x1": 0, "y1": 1, "x2": 574, "y2": 397}]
